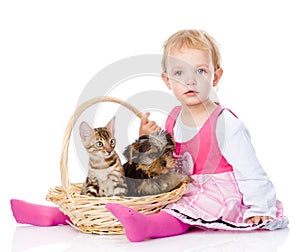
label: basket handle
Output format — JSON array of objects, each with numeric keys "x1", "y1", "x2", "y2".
[{"x1": 60, "y1": 96, "x2": 143, "y2": 193}]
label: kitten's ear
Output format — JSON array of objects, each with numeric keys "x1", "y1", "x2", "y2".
[
  {"x1": 79, "y1": 121, "x2": 93, "y2": 140},
  {"x1": 105, "y1": 116, "x2": 115, "y2": 135}
]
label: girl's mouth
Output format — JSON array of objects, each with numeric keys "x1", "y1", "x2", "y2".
[{"x1": 184, "y1": 90, "x2": 198, "y2": 96}]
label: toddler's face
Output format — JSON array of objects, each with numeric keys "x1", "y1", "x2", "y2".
[{"x1": 164, "y1": 48, "x2": 216, "y2": 106}]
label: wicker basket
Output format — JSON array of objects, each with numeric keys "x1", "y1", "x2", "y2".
[{"x1": 46, "y1": 96, "x2": 188, "y2": 234}]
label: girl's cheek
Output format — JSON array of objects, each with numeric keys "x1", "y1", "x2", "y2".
[{"x1": 169, "y1": 80, "x2": 182, "y2": 91}]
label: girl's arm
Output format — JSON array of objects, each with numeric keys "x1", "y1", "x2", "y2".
[{"x1": 216, "y1": 111, "x2": 277, "y2": 222}]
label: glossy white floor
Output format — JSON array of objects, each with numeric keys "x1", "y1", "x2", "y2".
[
  {"x1": 6, "y1": 220, "x2": 292, "y2": 252},
  {"x1": 2, "y1": 196, "x2": 296, "y2": 252}
]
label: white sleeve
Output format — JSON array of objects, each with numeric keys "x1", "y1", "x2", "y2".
[{"x1": 216, "y1": 110, "x2": 277, "y2": 221}]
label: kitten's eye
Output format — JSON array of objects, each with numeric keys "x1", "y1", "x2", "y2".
[
  {"x1": 95, "y1": 141, "x2": 103, "y2": 148},
  {"x1": 110, "y1": 138, "x2": 116, "y2": 146}
]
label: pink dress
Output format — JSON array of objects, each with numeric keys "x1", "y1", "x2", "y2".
[{"x1": 162, "y1": 105, "x2": 288, "y2": 230}]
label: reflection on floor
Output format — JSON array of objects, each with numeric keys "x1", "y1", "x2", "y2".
[{"x1": 12, "y1": 225, "x2": 289, "y2": 252}]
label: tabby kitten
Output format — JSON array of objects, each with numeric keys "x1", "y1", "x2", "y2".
[{"x1": 79, "y1": 117, "x2": 128, "y2": 197}]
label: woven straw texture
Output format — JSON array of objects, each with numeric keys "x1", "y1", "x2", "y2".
[{"x1": 46, "y1": 96, "x2": 188, "y2": 234}]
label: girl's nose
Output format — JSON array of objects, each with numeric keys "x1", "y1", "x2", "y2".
[{"x1": 185, "y1": 72, "x2": 197, "y2": 86}]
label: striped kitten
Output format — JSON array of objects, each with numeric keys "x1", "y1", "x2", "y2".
[{"x1": 79, "y1": 117, "x2": 128, "y2": 197}]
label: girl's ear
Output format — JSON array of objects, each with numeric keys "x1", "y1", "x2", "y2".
[
  {"x1": 105, "y1": 116, "x2": 115, "y2": 135},
  {"x1": 213, "y1": 68, "x2": 223, "y2": 87},
  {"x1": 79, "y1": 121, "x2": 93, "y2": 141},
  {"x1": 161, "y1": 72, "x2": 172, "y2": 90}
]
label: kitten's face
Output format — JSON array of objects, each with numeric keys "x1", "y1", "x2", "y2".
[{"x1": 80, "y1": 118, "x2": 116, "y2": 157}]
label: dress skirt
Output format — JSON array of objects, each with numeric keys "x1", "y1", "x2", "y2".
[{"x1": 163, "y1": 172, "x2": 288, "y2": 231}]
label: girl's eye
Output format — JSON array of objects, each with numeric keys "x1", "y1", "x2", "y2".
[
  {"x1": 174, "y1": 70, "x2": 183, "y2": 76},
  {"x1": 197, "y1": 68, "x2": 206, "y2": 75},
  {"x1": 95, "y1": 141, "x2": 103, "y2": 147},
  {"x1": 110, "y1": 138, "x2": 116, "y2": 146}
]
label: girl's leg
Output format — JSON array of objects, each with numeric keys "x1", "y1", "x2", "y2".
[
  {"x1": 10, "y1": 199, "x2": 70, "y2": 226},
  {"x1": 106, "y1": 203, "x2": 190, "y2": 242}
]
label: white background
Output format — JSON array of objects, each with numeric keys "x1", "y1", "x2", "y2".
[{"x1": 1, "y1": 0, "x2": 299, "y2": 251}]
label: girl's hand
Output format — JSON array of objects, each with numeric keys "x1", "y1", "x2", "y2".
[
  {"x1": 246, "y1": 216, "x2": 274, "y2": 224},
  {"x1": 139, "y1": 112, "x2": 161, "y2": 136}
]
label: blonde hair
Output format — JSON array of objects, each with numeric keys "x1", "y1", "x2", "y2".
[{"x1": 161, "y1": 29, "x2": 221, "y2": 72}]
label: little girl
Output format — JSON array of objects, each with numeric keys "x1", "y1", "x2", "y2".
[
  {"x1": 105, "y1": 29, "x2": 288, "y2": 241},
  {"x1": 11, "y1": 29, "x2": 288, "y2": 242}
]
